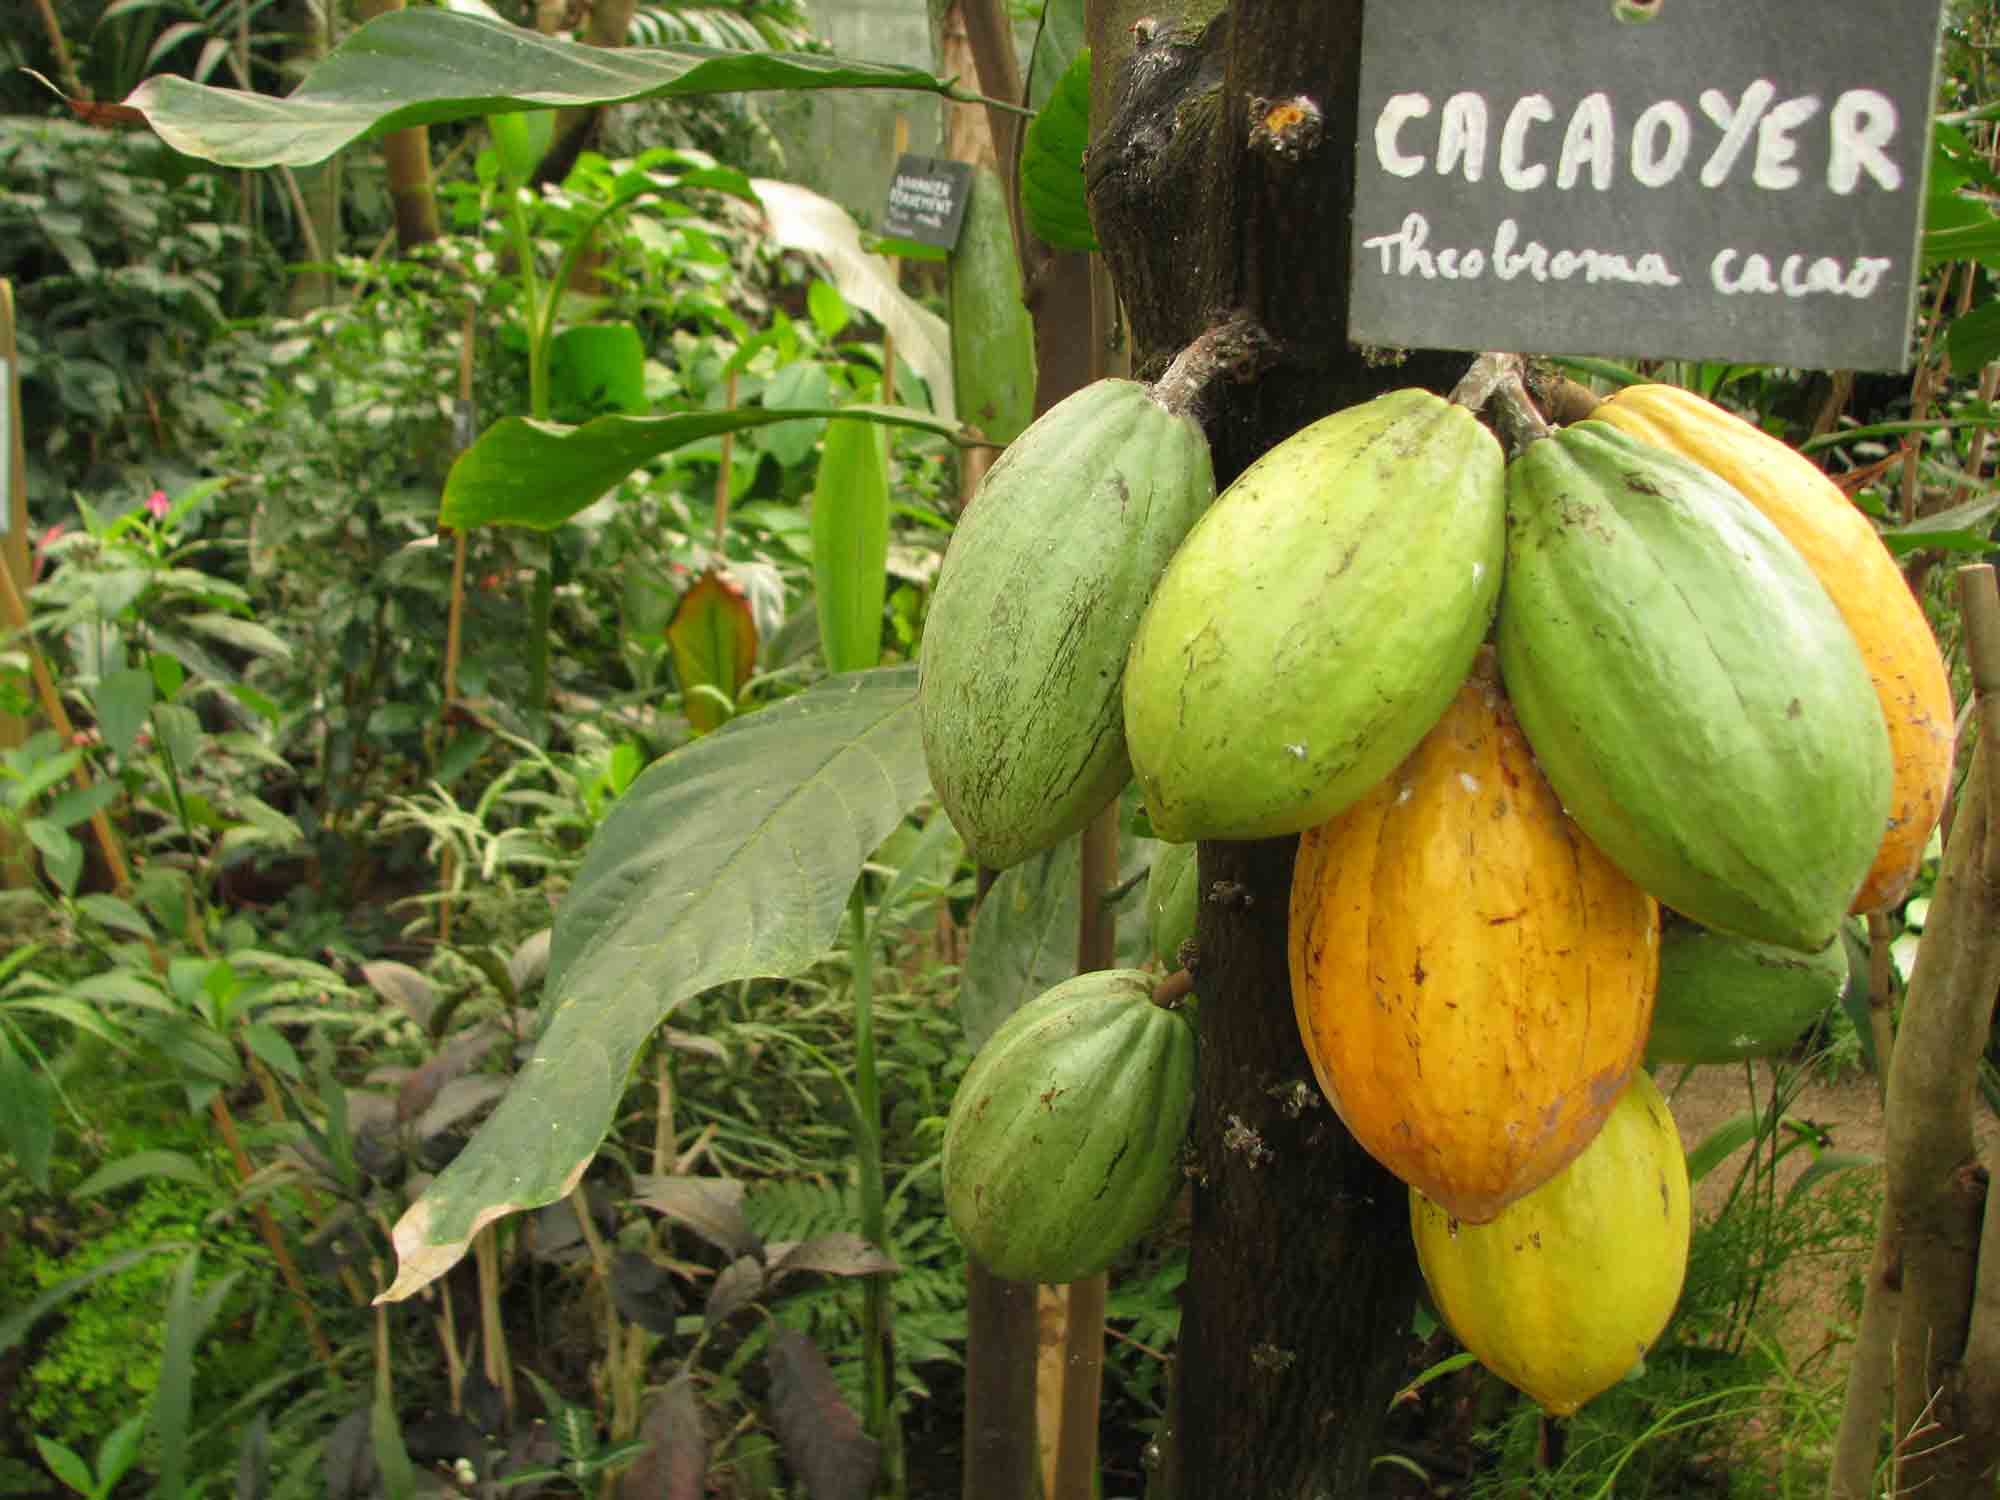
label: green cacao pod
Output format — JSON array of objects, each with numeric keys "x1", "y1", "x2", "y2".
[
  {"x1": 1498, "y1": 422, "x2": 1891, "y2": 953},
  {"x1": 1123, "y1": 389, "x2": 1505, "y2": 841},
  {"x1": 1145, "y1": 842, "x2": 1199, "y2": 968},
  {"x1": 1643, "y1": 914, "x2": 1849, "y2": 1065},
  {"x1": 920, "y1": 380, "x2": 1214, "y2": 870},
  {"x1": 942, "y1": 968, "x2": 1195, "y2": 1283}
]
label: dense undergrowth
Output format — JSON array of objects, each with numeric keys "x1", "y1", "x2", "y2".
[{"x1": 5, "y1": 3, "x2": 2000, "y2": 1496}]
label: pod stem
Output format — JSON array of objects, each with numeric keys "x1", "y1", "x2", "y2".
[
  {"x1": 1152, "y1": 968, "x2": 1196, "y2": 1010},
  {"x1": 1450, "y1": 351, "x2": 1557, "y2": 457},
  {"x1": 1150, "y1": 315, "x2": 1275, "y2": 421}
]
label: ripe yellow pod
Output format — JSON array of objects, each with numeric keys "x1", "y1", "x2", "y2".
[
  {"x1": 1411, "y1": 1069, "x2": 1691, "y2": 1417},
  {"x1": 1595, "y1": 384, "x2": 1953, "y2": 913},
  {"x1": 1288, "y1": 651, "x2": 1658, "y2": 1224}
]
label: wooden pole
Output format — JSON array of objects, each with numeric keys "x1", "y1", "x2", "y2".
[{"x1": 1, "y1": 283, "x2": 28, "y2": 887}]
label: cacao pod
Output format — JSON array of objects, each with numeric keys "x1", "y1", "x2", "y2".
[
  {"x1": 1411, "y1": 1068, "x2": 1690, "y2": 1416},
  {"x1": 1290, "y1": 650, "x2": 1658, "y2": 1222},
  {"x1": 1145, "y1": 842, "x2": 1198, "y2": 969},
  {"x1": 1124, "y1": 389, "x2": 1505, "y2": 841},
  {"x1": 942, "y1": 968, "x2": 1195, "y2": 1283},
  {"x1": 1594, "y1": 384, "x2": 1953, "y2": 913},
  {"x1": 1643, "y1": 914, "x2": 1849, "y2": 1065},
  {"x1": 1498, "y1": 421, "x2": 1892, "y2": 953},
  {"x1": 920, "y1": 380, "x2": 1214, "y2": 870}
]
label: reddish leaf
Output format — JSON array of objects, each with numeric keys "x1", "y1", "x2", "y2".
[
  {"x1": 631, "y1": 1176, "x2": 760, "y2": 1260},
  {"x1": 396, "y1": 1025, "x2": 502, "y2": 1125},
  {"x1": 667, "y1": 568, "x2": 758, "y2": 733},
  {"x1": 768, "y1": 1233, "x2": 898, "y2": 1285},
  {"x1": 610, "y1": 1250, "x2": 679, "y2": 1334},
  {"x1": 766, "y1": 1327, "x2": 878, "y2": 1500},
  {"x1": 618, "y1": 1376, "x2": 708, "y2": 1500},
  {"x1": 702, "y1": 1254, "x2": 767, "y2": 1332}
]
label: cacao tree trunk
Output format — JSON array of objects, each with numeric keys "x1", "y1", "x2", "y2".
[{"x1": 1086, "y1": 4, "x2": 1469, "y2": 1492}]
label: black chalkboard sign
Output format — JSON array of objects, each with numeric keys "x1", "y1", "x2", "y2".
[
  {"x1": 1348, "y1": 0, "x2": 1947, "y2": 371},
  {"x1": 883, "y1": 155, "x2": 975, "y2": 250}
]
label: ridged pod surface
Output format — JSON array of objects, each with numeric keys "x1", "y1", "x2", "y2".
[
  {"x1": 1411, "y1": 1069, "x2": 1690, "y2": 1416},
  {"x1": 1123, "y1": 389, "x2": 1504, "y2": 842},
  {"x1": 1289, "y1": 652, "x2": 1659, "y2": 1223},
  {"x1": 1644, "y1": 915, "x2": 1850, "y2": 1065},
  {"x1": 920, "y1": 380, "x2": 1214, "y2": 869},
  {"x1": 1498, "y1": 422, "x2": 1892, "y2": 953},
  {"x1": 1594, "y1": 384, "x2": 1953, "y2": 913},
  {"x1": 1145, "y1": 842, "x2": 1198, "y2": 968},
  {"x1": 942, "y1": 969, "x2": 1195, "y2": 1283}
]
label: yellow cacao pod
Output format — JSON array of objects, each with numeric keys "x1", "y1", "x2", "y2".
[
  {"x1": 1594, "y1": 384, "x2": 1952, "y2": 913},
  {"x1": 1289, "y1": 651, "x2": 1658, "y2": 1223},
  {"x1": 1411, "y1": 1069, "x2": 1691, "y2": 1416}
]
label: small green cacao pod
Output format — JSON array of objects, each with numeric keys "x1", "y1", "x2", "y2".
[
  {"x1": 1123, "y1": 389, "x2": 1505, "y2": 841},
  {"x1": 942, "y1": 969, "x2": 1196, "y2": 1283},
  {"x1": 920, "y1": 379, "x2": 1215, "y2": 870},
  {"x1": 1497, "y1": 422, "x2": 1892, "y2": 953},
  {"x1": 1146, "y1": 842, "x2": 1198, "y2": 968},
  {"x1": 1643, "y1": 914, "x2": 1850, "y2": 1065}
]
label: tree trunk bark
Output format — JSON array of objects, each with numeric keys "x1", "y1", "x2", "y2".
[
  {"x1": 1867, "y1": 567, "x2": 2000, "y2": 1497},
  {"x1": 355, "y1": 0, "x2": 441, "y2": 253},
  {"x1": 1087, "y1": 5, "x2": 1469, "y2": 1492}
]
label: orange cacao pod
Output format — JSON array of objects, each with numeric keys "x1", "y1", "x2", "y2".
[{"x1": 1288, "y1": 652, "x2": 1659, "y2": 1222}]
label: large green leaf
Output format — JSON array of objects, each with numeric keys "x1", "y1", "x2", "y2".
[
  {"x1": 948, "y1": 167, "x2": 1037, "y2": 445},
  {"x1": 381, "y1": 667, "x2": 929, "y2": 1302},
  {"x1": 438, "y1": 403, "x2": 958, "y2": 530},
  {"x1": 812, "y1": 419, "x2": 891, "y2": 674},
  {"x1": 754, "y1": 179, "x2": 955, "y2": 419},
  {"x1": 122, "y1": 8, "x2": 967, "y2": 168},
  {"x1": 1024, "y1": 0, "x2": 1084, "y2": 114},
  {"x1": 1020, "y1": 50, "x2": 1097, "y2": 253}
]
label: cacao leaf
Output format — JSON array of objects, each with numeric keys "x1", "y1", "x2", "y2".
[
  {"x1": 947, "y1": 167, "x2": 1036, "y2": 444},
  {"x1": 1024, "y1": 0, "x2": 1084, "y2": 113},
  {"x1": 768, "y1": 1232, "x2": 898, "y2": 1284},
  {"x1": 1020, "y1": 51, "x2": 1097, "y2": 253},
  {"x1": 438, "y1": 403, "x2": 956, "y2": 532},
  {"x1": 381, "y1": 669, "x2": 928, "y2": 1303},
  {"x1": 667, "y1": 568, "x2": 758, "y2": 734},
  {"x1": 618, "y1": 1376, "x2": 708, "y2": 1500},
  {"x1": 766, "y1": 1326, "x2": 879, "y2": 1500},
  {"x1": 121, "y1": 9, "x2": 966, "y2": 168},
  {"x1": 811, "y1": 420, "x2": 890, "y2": 675},
  {"x1": 631, "y1": 1175, "x2": 761, "y2": 1260}
]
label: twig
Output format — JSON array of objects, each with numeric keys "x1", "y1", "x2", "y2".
[{"x1": 1959, "y1": 564, "x2": 2000, "y2": 890}]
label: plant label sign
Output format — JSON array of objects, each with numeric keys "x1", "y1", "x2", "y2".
[
  {"x1": 883, "y1": 155, "x2": 975, "y2": 250},
  {"x1": 1347, "y1": 0, "x2": 1948, "y2": 371}
]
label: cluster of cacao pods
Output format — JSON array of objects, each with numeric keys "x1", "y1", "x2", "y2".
[{"x1": 919, "y1": 368, "x2": 1950, "y2": 1414}]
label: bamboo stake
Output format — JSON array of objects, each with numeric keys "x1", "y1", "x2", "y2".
[
  {"x1": 1, "y1": 282, "x2": 30, "y2": 888},
  {"x1": 0, "y1": 555, "x2": 132, "y2": 894},
  {"x1": 209, "y1": 1090, "x2": 337, "y2": 1368},
  {"x1": 437, "y1": 302, "x2": 476, "y2": 948}
]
